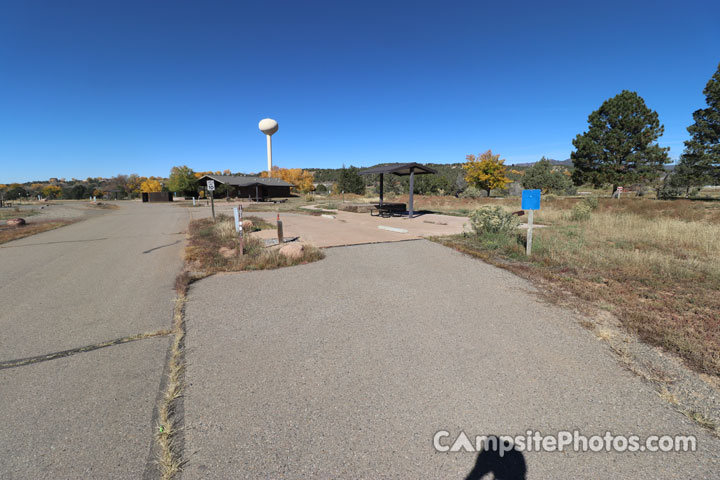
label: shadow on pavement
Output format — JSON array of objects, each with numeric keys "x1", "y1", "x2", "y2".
[{"x1": 465, "y1": 436, "x2": 527, "y2": 480}]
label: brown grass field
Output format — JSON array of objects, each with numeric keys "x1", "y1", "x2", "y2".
[
  {"x1": 0, "y1": 220, "x2": 74, "y2": 245},
  {"x1": 430, "y1": 196, "x2": 720, "y2": 377}
]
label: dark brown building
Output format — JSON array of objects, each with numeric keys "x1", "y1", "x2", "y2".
[{"x1": 197, "y1": 175, "x2": 293, "y2": 201}]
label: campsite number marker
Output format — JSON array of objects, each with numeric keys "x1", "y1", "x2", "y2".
[
  {"x1": 522, "y1": 189, "x2": 541, "y2": 256},
  {"x1": 617, "y1": 186, "x2": 623, "y2": 199},
  {"x1": 233, "y1": 206, "x2": 243, "y2": 255}
]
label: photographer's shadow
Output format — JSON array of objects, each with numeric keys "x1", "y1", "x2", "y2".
[{"x1": 465, "y1": 436, "x2": 527, "y2": 480}]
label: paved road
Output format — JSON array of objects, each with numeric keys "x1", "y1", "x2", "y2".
[
  {"x1": 184, "y1": 240, "x2": 720, "y2": 479},
  {"x1": 0, "y1": 202, "x2": 187, "y2": 478}
]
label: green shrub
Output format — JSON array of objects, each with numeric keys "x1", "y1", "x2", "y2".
[
  {"x1": 656, "y1": 183, "x2": 685, "y2": 199},
  {"x1": 570, "y1": 202, "x2": 592, "y2": 221},
  {"x1": 582, "y1": 196, "x2": 599, "y2": 210},
  {"x1": 460, "y1": 186, "x2": 486, "y2": 199},
  {"x1": 469, "y1": 206, "x2": 521, "y2": 234}
]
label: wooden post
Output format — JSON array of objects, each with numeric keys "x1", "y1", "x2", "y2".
[
  {"x1": 210, "y1": 190, "x2": 215, "y2": 222},
  {"x1": 526, "y1": 210, "x2": 534, "y2": 256},
  {"x1": 277, "y1": 213, "x2": 284, "y2": 244}
]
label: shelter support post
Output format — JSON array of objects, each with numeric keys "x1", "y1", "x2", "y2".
[
  {"x1": 379, "y1": 173, "x2": 384, "y2": 206},
  {"x1": 408, "y1": 167, "x2": 414, "y2": 219}
]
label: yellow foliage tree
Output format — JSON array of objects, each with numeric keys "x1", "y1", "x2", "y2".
[
  {"x1": 261, "y1": 167, "x2": 315, "y2": 193},
  {"x1": 42, "y1": 185, "x2": 62, "y2": 199},
  {"x1": 223, "y1": 169, "x2": 232, "y2": 175},
  {"x1": 126, "y1": 175, "x2": 145, "y2": 195},
  {"x1": 140, "y1": 179, "x2": 162, "y2": 192},
  {"x1": 462, "y1": 150, "x2": 512, "y2": 197}
]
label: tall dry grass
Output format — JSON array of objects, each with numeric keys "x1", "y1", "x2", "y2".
[{"x1": 437, "y1": 197, "x2": 720, "y2": 376}]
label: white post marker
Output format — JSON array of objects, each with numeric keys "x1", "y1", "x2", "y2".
[
  {"x1": 258, "y1": 118, "x2": 279, "y2": 176},
  {"x1": 521, "y1": 189, "x2": 542, "y2": 256},
  {"x1": 233, "y1": 206, "x2": 241, "y2": 233},
  {"x1": 192, "y1": 197, "x2": 196, "y2": 206},
  {"x1": 207, "y1": 180, "x2": 216, "y2": 221},
  {"x1": 617, "y1": 186, "x2": 623, "y2": 199}
]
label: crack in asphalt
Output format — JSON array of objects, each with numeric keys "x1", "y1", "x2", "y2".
[{"x1": 0, "y1": 330, "x2": 172, "y2": 370}]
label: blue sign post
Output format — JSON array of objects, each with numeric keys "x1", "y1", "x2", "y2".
[{"x1": 521, "y1": 190, "x2": 541, "y2": 256}]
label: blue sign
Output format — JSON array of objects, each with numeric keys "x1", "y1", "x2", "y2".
[{"x1": 522, "y1": 189, "x2": 541, "y2": 210}]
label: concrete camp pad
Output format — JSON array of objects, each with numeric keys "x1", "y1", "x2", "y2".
[{"x1": 204, "y1": 204, "x2": 468, "y2": 247}]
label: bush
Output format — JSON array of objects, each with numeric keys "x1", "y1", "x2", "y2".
[
  {"x1": 469, "y1": 206, "x2": 521, "y2": 234},
  {"x1": 657, "y1": 184, "x2": 685, "y2": 199},
  {"x1": 459, "y1": 186, "x2": 486, "y2": 199},
  {"x1": 582, "y1": 196, "x2": 599, "y2": 210},
  {"x1": 570, "y1": 202, "x2": 592, "y2": 221}
]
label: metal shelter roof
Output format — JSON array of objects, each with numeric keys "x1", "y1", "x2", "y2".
[{"x1": 358, "y1": 163, "x2": 437, "y2": 176}]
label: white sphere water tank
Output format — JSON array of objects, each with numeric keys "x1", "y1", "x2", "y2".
[{"x1": 258, "y1": 118, "x2": 278, "y2": 135}]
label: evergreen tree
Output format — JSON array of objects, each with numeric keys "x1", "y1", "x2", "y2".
[
  {"x1": 677, "y1": 62, "x2": 720, "y2": 187},
  {"x1": 522, "y1": 157, "x2": 573, "y2": 193},
  {"x1": 337, "y1": 165, "x2": 365, "y2": 195},
  {"x1": 571, "y1": 90, "x2": 670, "y2": 192}
]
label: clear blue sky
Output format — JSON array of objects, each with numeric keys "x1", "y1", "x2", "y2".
[{"x1": 1, "y1": 0, "x2": 719, "y2": 183}]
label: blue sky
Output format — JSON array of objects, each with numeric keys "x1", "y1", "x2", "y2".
[{"x1": 1, "y1": 0, "x2": 719, "y2": 183}]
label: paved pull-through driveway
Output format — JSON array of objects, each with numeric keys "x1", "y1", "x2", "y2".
[
  {"x1": 0, "y1": 202, "x2": 187, "y2": 478},
  {"x1": 184, "y1": 240, "x2": 719, "y2": 479}
]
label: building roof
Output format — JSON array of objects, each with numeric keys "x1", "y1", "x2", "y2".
[
  {"x1": 197, "y1": 175, "x2": 293, "y2": 187},
  {"x1": 358, "y1": 162, "x2": 437, "y2": 176}
]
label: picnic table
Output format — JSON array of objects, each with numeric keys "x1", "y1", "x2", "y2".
[{"x1": 370, "y1": 202, "x2": 406, "y2": 218}]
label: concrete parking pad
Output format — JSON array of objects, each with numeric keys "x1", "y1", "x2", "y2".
[
  {"x1": 183, "y1": 240, "x2": 719, "y2": 479},
  {"x1": 197, "y1": 203, "x2": 468, "y2": 247}
]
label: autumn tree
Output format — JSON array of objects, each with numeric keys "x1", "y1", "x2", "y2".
[
  {"x1": 42, "y1": 185, "x2": 62, "y2": 199},
  {"x1": 571, "y1": 90, "x2": 670, "y2": 192},
  {"x1": 140, "y1": 179, "x2": 162, "y2": 192},
  {"x1": 676, "y1": 62, "x2": 720, "y2": 188},
  {"x1": 462, "y1": 150, "x2": 512, "y2": 197},
  {"x1": 261, "y1": 167, "x2": 315, "y2": 193}
]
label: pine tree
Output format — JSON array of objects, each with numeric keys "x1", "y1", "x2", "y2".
[
  {"x1": 571, "y1": 90, "x2": 669, "y2": 192},
  {"x1": 677, "y1": 62, "x2": 720, "y2": 187}
]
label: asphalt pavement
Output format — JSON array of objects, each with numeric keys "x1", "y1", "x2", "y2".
[
  {"x1": 0, "y1": 202, "x2": 187, "y2": 478},
  {"x1": 183, "y1": 240, "x2": 720, "y2": 479}
]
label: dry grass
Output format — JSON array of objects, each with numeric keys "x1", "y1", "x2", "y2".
[
  {"x1": 434, "y1": 196, "x2": 720, "y2": 377},
  {"x1": 185, "y1": 215, "x2": 324, "y2": 274},
  {"x1": 155, "y1": 291, "x2": 187, "y2": 479},
  {"x1": 0, "y1": 220, "x2": 74, "y2": 245},
  {"x1": 0, "y1": 208, "x2": 39, "y2": 220}
]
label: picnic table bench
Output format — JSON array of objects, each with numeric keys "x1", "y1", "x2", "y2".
[{"x1": 370, "y1": 202, "x2": 406, "y2": 218}]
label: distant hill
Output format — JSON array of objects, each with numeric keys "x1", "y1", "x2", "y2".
[{"x1": 510, "y1": 159, "x2": 572, "y2": 167}]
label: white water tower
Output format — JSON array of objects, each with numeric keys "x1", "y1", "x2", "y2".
[{"x1": 258, "y1": 118, "x2": 279, "y2": 176}]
